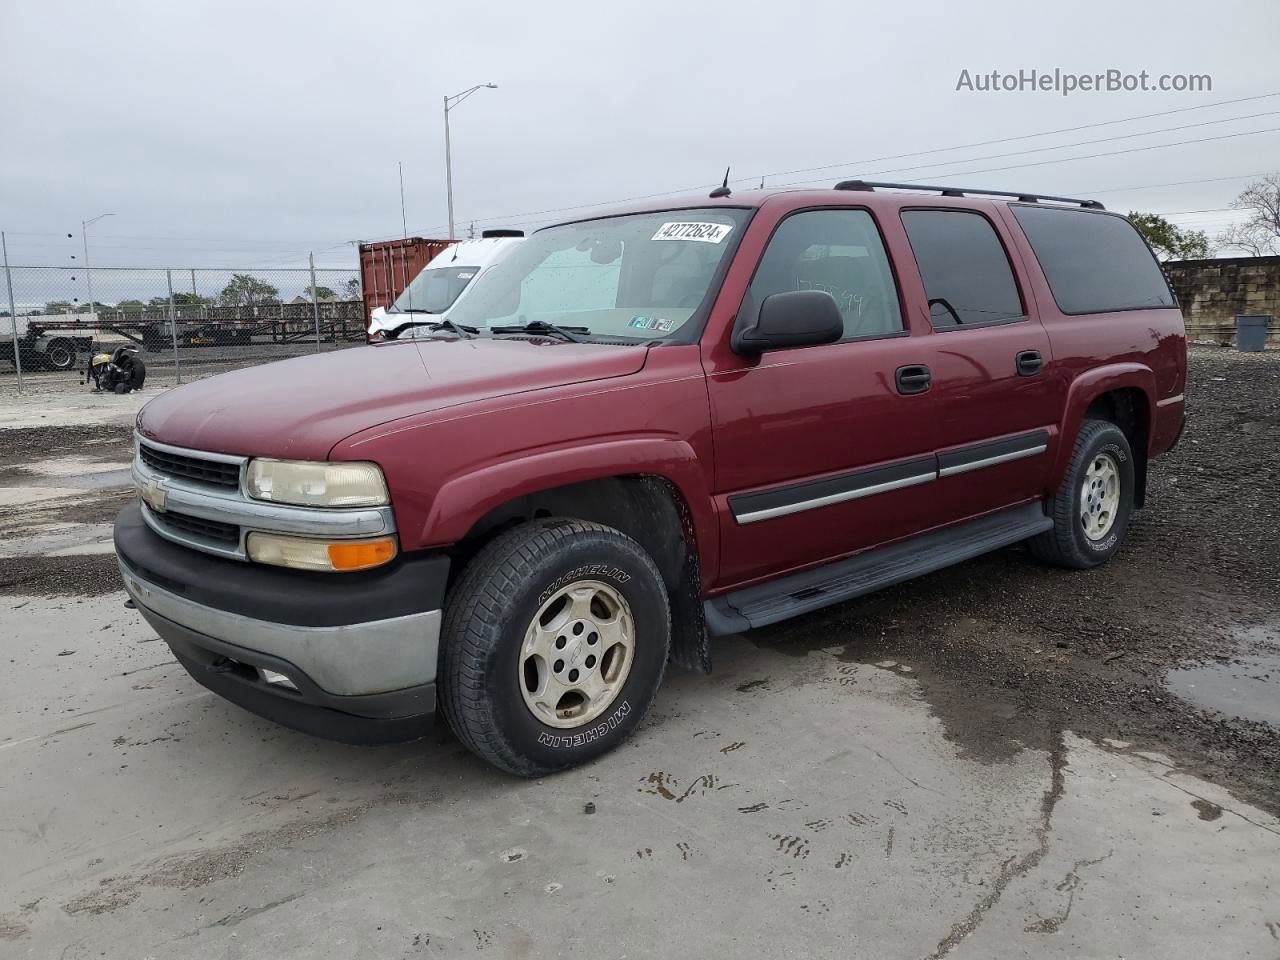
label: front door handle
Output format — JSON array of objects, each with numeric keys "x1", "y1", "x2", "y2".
[
  {"x1": 1016, "y1": 350, "x2": 1043, "y2": 377},
  {"x1": 895, "y1": 364, "x2": 932, "y2": 395}
]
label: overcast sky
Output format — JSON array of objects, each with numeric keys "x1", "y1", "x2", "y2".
[{"x1": 3, "y1": 0, "x2": 1278, "y2": 274}]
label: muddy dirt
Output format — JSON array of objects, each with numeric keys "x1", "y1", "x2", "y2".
[
  {"x1": 0, "y1": 424, "x2": 134, "y2": 468},
  {"x1": 0, "y1": 553, "x2": 125, "y2": 597},
  {"x1": 755, "y1": 345, "x2": 1280, "y2": 816}
]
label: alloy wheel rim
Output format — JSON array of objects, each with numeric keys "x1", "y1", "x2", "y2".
[
  {"x1": 1079, "y1": 452, "x2": 1121, "y2": 541},
  {"x1": 518, "y1": 579, "x2": 634, "y2": 729}
]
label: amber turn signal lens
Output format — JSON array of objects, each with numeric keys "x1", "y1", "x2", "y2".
[
  {"x1": 327, "y1": 538, "x2": 397, "y2": 571},
  {"x1": 246, "y1": 532, "x2": 398, "y2": 572}
]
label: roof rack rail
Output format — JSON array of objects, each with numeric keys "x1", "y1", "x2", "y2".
[{"x1": 833, "y1": 180, "x2": 1105, "y2": 210}]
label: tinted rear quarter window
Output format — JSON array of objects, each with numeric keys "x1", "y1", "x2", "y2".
[
  {"x1": 900, "y1": 209, "x2": 1024, "y2": 328},
  {"x1": 1010, "y1": 206, "x2": 1175, "y2": 314}
]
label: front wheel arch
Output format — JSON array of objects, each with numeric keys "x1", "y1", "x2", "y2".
[{"x1": 450, "y1": 474, "x2": 711, "y2": 674}]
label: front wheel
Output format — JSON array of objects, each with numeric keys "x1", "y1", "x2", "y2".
[
  {"x1": 1030, "y1": 419, "x2": 1135, "y2": 569},
  {"x1": 440, "y1": 519, "x2": 670, "y2": 776}
]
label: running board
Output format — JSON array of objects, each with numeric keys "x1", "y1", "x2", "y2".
[{"x1": 704, "y1": 503, "x2": 1051, "y2": 635}]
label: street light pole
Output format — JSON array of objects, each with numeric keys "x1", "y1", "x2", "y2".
[
  {"x1": 81, "y1": 212, "x2": 114, "y2": 317},
  {"x1": 443, "y1": 83, "x2": 496, "y2": 242},
  {"x1": 443, "y1": 96, "x2": 453, "y2": 241}
]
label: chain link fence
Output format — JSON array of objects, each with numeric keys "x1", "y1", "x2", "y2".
[{"x1": 1, "y1": 264, "x2": 365, "y2": 397}]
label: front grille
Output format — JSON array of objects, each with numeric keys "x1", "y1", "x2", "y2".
[
  {"x1": 139, "y1": 443, "x2": 240, "y2": 488},
  {"x1": 153, "y1": 509, "x2": 240, "y2": 544}
]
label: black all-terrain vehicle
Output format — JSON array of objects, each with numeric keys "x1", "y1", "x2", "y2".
[{"x1": 85, "y1": 346, "x2": 147, "y2": 393}]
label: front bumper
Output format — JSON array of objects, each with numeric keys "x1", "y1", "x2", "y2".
[{"x1": 115, "y1": 501, "x2": 449, "y2": 744}]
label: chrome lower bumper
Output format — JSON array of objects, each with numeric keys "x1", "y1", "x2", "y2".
[{"x1": 117, "y1": 556, "x2": 441, "y2": 697}]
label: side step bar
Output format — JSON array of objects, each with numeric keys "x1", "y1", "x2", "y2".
[{"x1": 703, "y1": 503, "x2": 1051, "y2": 636}]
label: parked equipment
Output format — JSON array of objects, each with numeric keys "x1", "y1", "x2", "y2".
[{"x1": 85, "y1": 346, "x2": 146, "y2": 393}]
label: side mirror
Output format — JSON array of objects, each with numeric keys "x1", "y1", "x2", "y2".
[{"x1": 732, "y1": 290, "x2": 844, "y2": 355}]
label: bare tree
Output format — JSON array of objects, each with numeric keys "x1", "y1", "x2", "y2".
[{"x1": 1217, "y1": 174, "x2": 1280, "y2": 256}]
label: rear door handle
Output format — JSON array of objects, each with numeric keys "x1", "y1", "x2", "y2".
[
  {"x1": 895, "y1": 364, "x2": 932, "y2": 395},
  {"x1": 1016, "y1": 350, "x2": 1043, "y2": 377}
]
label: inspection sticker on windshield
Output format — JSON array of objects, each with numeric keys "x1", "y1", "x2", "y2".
[
  {"x1": 629, "y1": 316, "x2": 673, "y2": 332},
  {"x1": 651, "y1": 221, "x2": 733, "y2": 243}
]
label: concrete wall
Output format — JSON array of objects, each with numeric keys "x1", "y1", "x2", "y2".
[{"x1": 1163, "y1": 256, "x2": 1280, "y2": 346}]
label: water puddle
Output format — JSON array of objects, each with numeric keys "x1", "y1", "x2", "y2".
[{"x1": 1166, "y1": 626, "x2": 1280, "y2": 727}]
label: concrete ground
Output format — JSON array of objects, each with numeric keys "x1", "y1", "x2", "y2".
[
  {"x1": 4, "y1": 596, "x2": 1278, "y2": 959},
  {"x1": 3, "y1": 354, "x2": 1280, "y2": 959}
]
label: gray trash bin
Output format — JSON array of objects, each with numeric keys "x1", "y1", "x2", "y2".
[{"x1": 1235, "y1": 315, "x2": 1270, "y2": 352}]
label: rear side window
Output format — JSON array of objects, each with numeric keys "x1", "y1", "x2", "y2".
[
  {"x1": 900, "y1": 210, "x2": 1024, "y2": 328},
  {"x1": 1010, "y1": 206, "x2": 1175, "y2": 314}
]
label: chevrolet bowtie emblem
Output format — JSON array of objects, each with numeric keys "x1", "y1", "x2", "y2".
[{"x1": 141, "y1": 477, "x2": 168, "y2": 513}]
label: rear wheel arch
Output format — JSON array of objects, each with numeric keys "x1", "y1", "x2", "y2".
[
  {"x1": 450, "y1": 473, "x2": 711, "y2": 674},
  {"x1": 1053, "y1": 366, "x2": 1156, "y2": 506},
  {"x1": 1083, "y1": 387, "x2": 1151, "y2": 507}
]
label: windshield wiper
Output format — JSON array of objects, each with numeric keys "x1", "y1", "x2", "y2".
[
  {"x1": 488, "y1": 320, "x2": 589, "y2": 343},
  {"x1": 386, "y1": 319, "x2": 478, "y2": 340}
]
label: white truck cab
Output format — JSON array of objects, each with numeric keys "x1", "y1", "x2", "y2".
[{"x1": 368, "y1": 231, "x2": 523, "y2": 340}]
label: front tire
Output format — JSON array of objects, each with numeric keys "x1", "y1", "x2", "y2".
[
  {"x1": 1030, "y1": 419, "x2": 1135, "y2": 569},
  {"x1": 440, "y1": 519, "x2": 670, "y2": 776}
]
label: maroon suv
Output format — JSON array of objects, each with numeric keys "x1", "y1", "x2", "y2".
[{"x1": 115, "y1": 180, "x2": 1187, "y2": 775}]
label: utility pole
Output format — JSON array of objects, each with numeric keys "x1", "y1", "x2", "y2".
[
  {"x1": 443, "y1": 83, "x2": 497, "y2": 241},
  {"x1": 399, "y1": 161, "x2": 408, "y2": 239},
  {"x1": 309, "y1": 252, "x2": 321, "y2": 351},
  {"x1": 81, "y1": 213, "x2": 114, "y2": 317},
  {"x1": 3, "y1": 231, "x2": 23, "y2": 393}
]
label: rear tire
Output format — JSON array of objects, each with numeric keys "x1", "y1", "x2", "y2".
[
  {"x1": 44, "y1": 338, "x2": 78, "y2": 371},
  {"x1": 440, "y1": 518, "x2": 670, "y2": 776},
  {"x1": 1030, "y1": 419, "x2": 1135, "y2": 569}
]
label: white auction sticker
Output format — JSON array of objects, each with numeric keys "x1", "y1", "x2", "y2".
[{"x1": 651, "y1": 222, "x2": 734, "y2": 243}]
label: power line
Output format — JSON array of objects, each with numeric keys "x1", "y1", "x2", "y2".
[
  {"x1": 767, "y1": 126, "x2": 1280, "y2": 192},
  {"x1": 1084, "y1": 172, "x2": 1271, "y2": 194},
  {"x1": 393, "y1": 90, "x2": 1280, "y2": 238},
  {"x1": 789, "y1": 110, "x2": 1280, "y2": 184},
  {"x1": 11, "y1": 94, "x2": 1278, "y2": 264}
]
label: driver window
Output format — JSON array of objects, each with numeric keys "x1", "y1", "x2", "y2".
[{"x1": 748, "y1": 210, "x2": 902, "y2": 340}]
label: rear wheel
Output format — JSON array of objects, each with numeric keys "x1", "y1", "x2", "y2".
[
  {"x1": 440, "y1": 518, "x2": 670, "y2": 776},
  {"x1": 1030, "y1": 419, "x2": 1135, "y2": 569},
  {"x1": 43, "y1": 338, "x2": 78, "y2": 371}
]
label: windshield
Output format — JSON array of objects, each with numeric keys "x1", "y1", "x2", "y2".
[
  {"x1": 390, "y1": 265, "x2": 480, "y2": 315},
  {"x1": 448, "y1": 208, "x2": 751, "y2": 338}
]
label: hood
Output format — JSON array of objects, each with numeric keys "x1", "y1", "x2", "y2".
[{"x1": 137, "y1": 338, "x2": 648, "y2": 460}]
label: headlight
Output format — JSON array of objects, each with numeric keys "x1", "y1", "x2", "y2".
[
  {"x1": 245, "y1": 459, "x2": 389, "y2": 508},
  {"x1": 246, "y1": 532, "x2": 397, "y2": 572}
]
